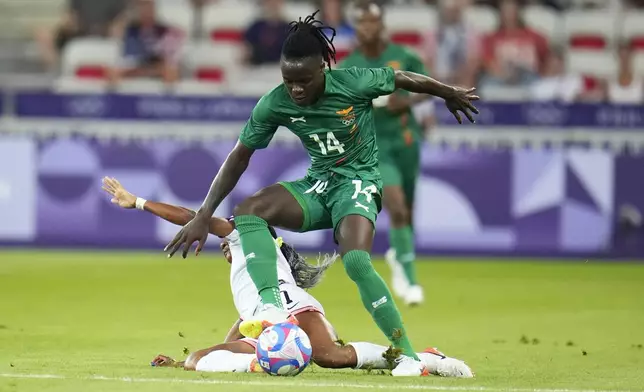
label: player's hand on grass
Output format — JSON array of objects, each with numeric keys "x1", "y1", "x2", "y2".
[
  {"x1": 164, "y1": 212, "x2": 211, "y2": 259},
  {"x1": 444, "y1": 87, "x2": 480, "y2": 124},
  {"x1": 151, "y1": 354, "x2": 176, "y2": 367},
  {"x1": 102, "y1": 177, "x2": 136, "y2": 208}
]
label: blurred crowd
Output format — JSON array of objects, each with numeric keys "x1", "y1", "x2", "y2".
[{"x1": 32, "y1": 0, "x2": 644, "y2": 103}]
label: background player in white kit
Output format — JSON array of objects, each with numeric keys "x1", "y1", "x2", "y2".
[{"x1": 102, "y1": 177, "x2": 473, "y2": 376}]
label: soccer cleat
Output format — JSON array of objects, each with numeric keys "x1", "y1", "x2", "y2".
[
  {"x1": 391, "y1": 355, "x2": 430, "y2": 377},
  {"x1": 404, "y1": 285, "x2": 425, "y2": 306},
  {"x1": 239, "y1": 304, "x2": 298, "y2": 339},
  {"x1": 248, "y1": 357, "x2": 263, "y2": 373},
  {"x1": 418, "y1": 347, "x2": 474, "y2": 378},
  {"x1": 385, "y1": 248, "x2": 409, "y2": 298}
]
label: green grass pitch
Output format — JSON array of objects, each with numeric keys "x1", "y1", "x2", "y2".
[{"x1": 0, "y1": 250, "x2": 643, "y2": 392}]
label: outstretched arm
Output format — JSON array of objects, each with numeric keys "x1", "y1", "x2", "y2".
[
  {"x1": 101, "y1": 177, "x2": 234, "y2": 238},
  {"x1": 197, "y1": 141, "x2": 254, "y2": 217},
  {"x1": 393, "y1": 70, "x2": 480, "y2": 124}
]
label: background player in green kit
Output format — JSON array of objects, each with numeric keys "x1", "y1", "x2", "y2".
[
  {"x1": 165, "y1": 11, "x2": 479, "y2": 377},
  {"x1": 339, "y1": 2, "x2": 427, "y2": 307}
]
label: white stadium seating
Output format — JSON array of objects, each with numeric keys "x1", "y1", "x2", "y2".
[
  {"x1": 523, "y1": 5, "x2": 561, "y2": 41},
  {"x1": 464, "y1": 5, "x2": 499, "y2": 35},
  {"x1": 61, "y1": 38, "x2": 120, "y2": 79},
  {"x1": 567, "y1": 50, "x2": 618, "y2": 78},
  {"x1": 156, "y1": 1, "x2": 193, "y2": 35},
  {"x1": 562, "y1": 10, "x2": 618, "y2": 49}
]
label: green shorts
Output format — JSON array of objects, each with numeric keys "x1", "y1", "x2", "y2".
[
  {"x1": 378, "y1": 143, "x2": 420, "y2": 206},
  {"x1": 279, "y1": 174, "x2": 383, "y2": 234}
]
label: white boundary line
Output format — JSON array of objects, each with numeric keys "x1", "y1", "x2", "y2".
[{"x1": 0, "y1": 373, "x2": 641, "y2": 392}]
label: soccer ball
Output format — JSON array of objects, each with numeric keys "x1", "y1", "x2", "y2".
[{"x1": 255, "y1": 322, "x2": 312, "y2": 376}]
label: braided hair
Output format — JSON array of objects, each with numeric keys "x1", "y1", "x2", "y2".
[
  {"x1": 267, "y1": 225, "x2": 337, "y2": 290},
  {"x1": 281, "y1": 10, "x2": 337, "y2": 69}
]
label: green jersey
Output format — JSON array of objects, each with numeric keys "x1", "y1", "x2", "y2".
[
  {"x1": 239, "y1": 67, "x2": 396, "y2": 181},
  {"x1": 339, "y1": 44, "x2": 427, "y2": 147}
]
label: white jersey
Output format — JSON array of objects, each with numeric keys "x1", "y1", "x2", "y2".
[{"x1": 226, "y1": 230, "x2": 324, "y2": 320}]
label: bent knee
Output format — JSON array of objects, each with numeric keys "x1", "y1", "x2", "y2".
[{"x1": 233, "y1": 196, "x2": 275, "y2": 221}]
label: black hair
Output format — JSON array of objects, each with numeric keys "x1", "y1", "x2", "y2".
[
  {"x1": 268, "y1": 225, "x2": 337, "y2": 289},
  {"x1": 282, "y1": 10, "x2": 337, "y2": 69}
]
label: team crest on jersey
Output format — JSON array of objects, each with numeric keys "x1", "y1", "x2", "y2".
[
  {"x1": 387, "y1": 61, "x2": 401, "y2": 70},
  {"x1": 336, "y1": 106, "x2": 356, "y2": 126}
]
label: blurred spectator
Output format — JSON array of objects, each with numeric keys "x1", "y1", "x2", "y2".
[
  {"x1": 607, "y1": 42, "x2": 643, "y2": 104},
  {"x1": 421, "y1": 0, "x2": 481, "y2": 87},
  {"x1": 109, "y1": 0, "x2": 181, "y2": 85},
  {"x1": 480, "y1": 0, "x2": 549, "y2": 88},
  {"x1": 34, "y1": 0, "x2": 127, "y2": 71},
  {"x1": 529, "y1": 48, "x2": 603, "y2": 102},
  {"x1": 243, "y1": 0, "x2": 290, "y2": 65},
  {"x1": 318, "y1": 0, "x2": 355, "y2": 55}
]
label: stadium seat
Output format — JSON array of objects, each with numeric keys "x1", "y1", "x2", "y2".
[
  {"x1": 567, "y1": 50, "x2": 618, "y2": 78},
  {"x1": 480, "y1": 85, "x2": 530, "y2": 102},
  {"x1": 61, "y1": 38, "x2": 120, "y2": 80},
  {"x1": 203, "y1": 2, "x2": 255, "y2": 42},
  {"x1": 182, "y1": 41, "x2": 242, "y2": 84},
  {"x1": 523, "y1": 5, "x2": 561, "y2": 42},
  {"x1": 464, "y1": 5, "x2": 498, "y2": 35},
  {"x1": 563, "y1": 10, "x2": 617, "y2": 50},
  {"x1": 115, "y1": 79, "x2": 168, "y2": 95},
  {"x1": 632, "y1": 52, "x2": 644, "y2": 76},
  {"x1": 156, "y1": 5, "x2": 192, "y2": 35},
  {"x1": 283, "y1": 2, "x2": 317, "y2": 24},
  {"x1": 229, "y1": 64, "x2": 282, "y2": 97},
  {"x1": 385, "y1": 6, "x2": 436, "y2": 47},
  {"x1": 621, "y1": 12, "x2": 644, "y2": 50},
  {"x1": 174, "y1": 80, "x2": 227, "y2": 96},
  {"x1": 54, "y1": 77, "x2": 108, "y2": 94}
]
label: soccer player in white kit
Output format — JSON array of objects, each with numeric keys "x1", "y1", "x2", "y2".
[{"x1": 102, "y1": 177, "x2": 473, "y2": 377}]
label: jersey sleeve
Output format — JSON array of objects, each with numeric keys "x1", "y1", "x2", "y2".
[
  {"x1": 345, "y1": 66, "x2": 396, "y2": 100},
  {"x1": 238, "y1": 96, "x2": 279, "y2": 150}
]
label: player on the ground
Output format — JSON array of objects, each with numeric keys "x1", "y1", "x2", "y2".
[
  {"x1": 102, "y1": 177, "x2": 473, "y2": 377},
  {"x1": 163, "y1": 11, "x2": 478, "y2": 377},
  {"x1": 339, "y1": 2, "x2": 428, "y2": 306}
]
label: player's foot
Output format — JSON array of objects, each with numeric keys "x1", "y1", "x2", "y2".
[
  {"x1": 238, "y1": 304, "x2": 298, "y2": 339},
  {"x1": 391, "y1": 356, "x2": 430, "y2": 377},
  {"x1": 418, "y1": 347, "x2": 474, "y2": 378},
  {"x1": 385, "y1": 248, "x2": 409, "y2": 298},
  {"x1": 248, "y1": 357, "x2": 263, "y2": 373},
  {"x1": 404, "y1": 285, "x2": 424, "y2": 306}
]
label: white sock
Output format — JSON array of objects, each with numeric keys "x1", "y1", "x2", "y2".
[
  {"x1": 195, "y1": 350, "x2": 255, "y2": 373},
  {"x1": 348, "y1": 342, "x2": 390, "y2": 369}
]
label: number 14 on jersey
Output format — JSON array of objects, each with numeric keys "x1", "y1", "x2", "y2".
[{"x1": 309, "y1": 132, "x2": 345, "y2": 155}]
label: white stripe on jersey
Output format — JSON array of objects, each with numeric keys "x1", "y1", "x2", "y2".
[{"x1": 226, "y1": 230, "x2": 324, "y2": 320}]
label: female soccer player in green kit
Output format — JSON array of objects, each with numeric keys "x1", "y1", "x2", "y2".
[
  {"x1": 165, "y1": 11, "x2": 478, "y2": 377},
  {"x1": 339, "y1": 2, "x2": 428, "y2": 307}
]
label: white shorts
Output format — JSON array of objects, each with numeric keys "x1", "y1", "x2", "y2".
[{"x1": 240, "y1": 281, "x2": 325, "y2": 322}]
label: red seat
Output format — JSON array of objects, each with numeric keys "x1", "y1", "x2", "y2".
[
  {"x1": 391, "y1": 32, "x2": 423, "y2": 47},
  {"x1": 75, "y1": 65, "x2": 108, "y2": 79},
  {"x1": 210, "y1": 29, "x2": 243, "y2": 43},
  {"x1": 630, "y1": 37, "x2": 644, "y2": 50},
  {"x1": 569, "y1": 35, "x2": 606, "y2": 49},
  {"x1": 195, "y1": 67, "x2": 225, "y2": 82}
]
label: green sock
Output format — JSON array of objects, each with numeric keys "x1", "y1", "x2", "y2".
[
  {"x1": 389, "y1": 225, "x2": 417, "y2": 285},
  {"x1": 234, "y1": 215, "x2": 283, "y2": 309},
  {"x1": 343, "y1": 250, "x2": 418, "y2": 360}
]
